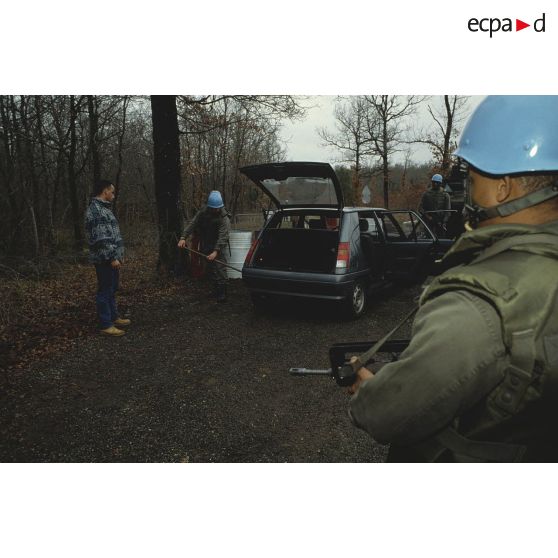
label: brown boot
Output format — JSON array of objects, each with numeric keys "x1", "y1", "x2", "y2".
[
  {"x1": 100, "y1": 326, "x2": 125, "y2": 336},
  {"x1": 113, "y1": 318, "x2": 131, "y2": 327}
]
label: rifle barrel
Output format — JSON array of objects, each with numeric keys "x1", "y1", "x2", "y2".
[{"x1": 183, "y1": 245, "x2": 243, "y2": 273}]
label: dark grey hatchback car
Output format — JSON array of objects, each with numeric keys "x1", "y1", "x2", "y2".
[{"x1": 240, "y1": 162, "x2": 454, "y2": 318}]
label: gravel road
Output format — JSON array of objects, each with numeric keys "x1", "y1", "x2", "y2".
[{"x1": 0, "y1": 279, "x2": 419, "y2": 462}]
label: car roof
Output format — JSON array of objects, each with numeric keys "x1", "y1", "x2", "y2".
[
  {"x1": 279, "y1": 207, "x2": 386, "y2": 212},
  {"x1": 344, "y1": 207, "x2": 386, "y2": 212}
]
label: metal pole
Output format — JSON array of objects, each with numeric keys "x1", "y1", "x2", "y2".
[{"x1": 182, "y1": 245, "x2": 243, "y2": 274}]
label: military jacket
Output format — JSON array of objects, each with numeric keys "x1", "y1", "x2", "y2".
[
  {"x1": 419, "y1": 189, "x2": 451, "y2": 213},
  {"x1": 182, "y1": 206, "x2": 230, "y2": 254},
  {"x1": 349, "y1": 220, "x2": 558, "y2": 462}
]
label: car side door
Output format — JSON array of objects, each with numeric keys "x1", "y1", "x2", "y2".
[
  {"x1": 376, "y1": 210, "x2": 448, "y2": 282},
  {"x1": 356, "y1": 211, "x2": 388, "y2": 279}
]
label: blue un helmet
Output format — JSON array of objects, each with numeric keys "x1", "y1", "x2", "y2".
[
  {"x1": 207, "y1": 190, "x2": 224, "y2": 209},
  {"x1": 455, "y1": 96, "x2": 558, "y2": 175},
  {"x1": 454, "y1": 95, "x2": 558, "y2": 226},
  {"x1": 431, "y1": 174, "x2": 443, "y2": 183}
]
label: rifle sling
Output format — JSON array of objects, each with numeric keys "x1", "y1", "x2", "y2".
[{"x1": 352, "y1": 305, "x2": 419, "y2": 372}]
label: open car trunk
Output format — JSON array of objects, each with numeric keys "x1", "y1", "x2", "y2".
[
  {"x1": 252, "y1": 228, "x2": 339, "y2": 273},
  {"x1": 240, "y1": 162, "x2": 344, "y2": 210}
]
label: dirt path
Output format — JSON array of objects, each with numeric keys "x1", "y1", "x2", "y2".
[{"x1": 0, "y1": 279, "x2": 418, "y2": 462}]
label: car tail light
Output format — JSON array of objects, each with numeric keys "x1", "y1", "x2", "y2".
[
  {"x1": 244, "y1": 236, "x2": 261, "y2": 266},
  {"x1": 336, "y1": 242, "x2": 350, "y2": 269}
]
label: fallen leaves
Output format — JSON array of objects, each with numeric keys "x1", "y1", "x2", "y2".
[{"x1": 0, "y1": 246, "x2": 195, "y2": 372}]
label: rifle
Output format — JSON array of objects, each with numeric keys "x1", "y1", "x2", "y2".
[
  {"x1": 289, "y1": 305, "x2": 418, "y2": 386},
  {"x1": 182, "y1": 245, "x2": 243, "y2": 274},
  {"x1": 290, "y1": 339, "x2": 410, "y2": 386}
]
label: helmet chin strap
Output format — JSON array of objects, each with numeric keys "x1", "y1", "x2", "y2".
[{"x1": 464, "y1": 182, "x2": 558, "y2": 229}]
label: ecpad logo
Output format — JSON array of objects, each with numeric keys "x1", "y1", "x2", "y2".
[{"x1": 468, "y1": 12, "x2": 546, "y2": 37}]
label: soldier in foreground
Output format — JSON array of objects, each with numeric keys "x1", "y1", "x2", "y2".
[{"x1": 349, "y1": 96, "x2": 558, "y2": 462}]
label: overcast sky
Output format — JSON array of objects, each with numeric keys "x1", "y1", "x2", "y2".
[{"x1": 279, "y1": 95, "x2": 484, "y2": 166}]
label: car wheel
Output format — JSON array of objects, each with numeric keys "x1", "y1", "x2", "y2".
[{"x1": 344, "y1": 280, "x2": 366, "y2": 319}]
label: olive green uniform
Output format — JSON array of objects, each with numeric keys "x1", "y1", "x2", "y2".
[
  {"x1": 419, "y1": 188, "x2": 451, "y2": 235},
  {"x1": 349, "y1": 220, "x2": 558, "y2": 462},
  {"x1": 182, "y1": 206, "x2": 230, "y2": 287},
  {"x1": 419, "y1": 188, "x2": 451, "y2": 214}
]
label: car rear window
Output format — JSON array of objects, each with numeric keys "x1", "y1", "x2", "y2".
[
  {"x1": 273, "y1": 213, "x2": 340, "y2": 230},
  {"x1": 261, "y1": 176, "x2": 338, "y2": 206}
]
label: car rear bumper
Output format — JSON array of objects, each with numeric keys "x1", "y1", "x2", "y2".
[{"x1": 242, "y1": 268, "x2": 364, "y2": 302}]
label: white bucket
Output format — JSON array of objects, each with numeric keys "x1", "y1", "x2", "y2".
[{"x1": 227, "y1": 230, "x2": 253, "y2": 279}]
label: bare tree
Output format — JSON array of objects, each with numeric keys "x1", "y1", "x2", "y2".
[
  {"x1": 414, "y1": 95, "x2": 470, "y2": 175},
  {"x1": 364, "y1": 95, "x2": 426, "y2": 208},
  {"x1": 68, "y1": 95, "x2": 86, "y2": 249},
  {"x1": 0, "y1": 95, "x2": 303, "y2": 268},
  {"x1": 318, "y1": 96, "x2": 375, "y2": 205},
  {"x1": 0, "y1": 95, "x2": 155, "y2": 259},
  {"x1": 151, "y1": 95, "x2": 183, "y2": 274},
  {"x1": 177, "y1": 95, "x2": 304, "y2": 217}
]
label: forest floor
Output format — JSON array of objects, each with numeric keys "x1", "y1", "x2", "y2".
[{"x1": 0, "y1": 247, "x2": 418, "y2": 462}]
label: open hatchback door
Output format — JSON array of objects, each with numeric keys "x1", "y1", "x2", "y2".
[{"x1": 240, "y1": 162, "x2": 344, "y2": 210}]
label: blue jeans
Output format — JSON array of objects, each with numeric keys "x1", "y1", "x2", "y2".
[{"x1": 94, "y1": 263, "x2": 119, "y2": 329}]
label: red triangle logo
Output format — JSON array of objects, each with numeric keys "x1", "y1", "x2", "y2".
[{"x1": 516, "y1": 19, "x2": 530, "y2": 31}]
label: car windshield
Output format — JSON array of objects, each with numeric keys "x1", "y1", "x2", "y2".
[{"x1": 261, "y1": 176, "x2": 338, "y2": 206}]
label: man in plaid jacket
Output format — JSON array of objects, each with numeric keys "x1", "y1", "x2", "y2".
[{"x1": 85, "y1": 180, "x2": 130, "y2": 336}]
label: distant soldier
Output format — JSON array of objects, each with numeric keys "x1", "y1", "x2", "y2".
[
  {"x1": 85, "y1": 180, "x2": 131, "y2": 336},
  {"x1": 418, "y1": 173, "x2": 451, "y2": 236},
  {"x1": 178, "y1": 191, "x2": 230, "y2": 303}
]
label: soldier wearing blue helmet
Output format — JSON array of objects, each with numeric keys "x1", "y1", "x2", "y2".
[
  {"x1": 418, "y1": 173, "x2": 451, "y2": 236},
  {"x1": 349, "y1": 96, "x2": 558, "y2": 462},
  {"x1": 178, "y1": 190, "x2": 231, "y2": 302}
]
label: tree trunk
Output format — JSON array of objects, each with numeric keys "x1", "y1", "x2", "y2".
[
  {"x1": 114, "y1": 96, "x2": 129, "y2": 212},
  {"x1": 352, "y1": 148, "x2": 362, "y2": 205},
  {"x1": 35, "y1": 96, "x2": 56, "y2": 252},
  {"x1": 151, "y1": 95, "x2": 184, "y2": 274},
  {"x1": 87, "y1": 95, "x2": 101, "y2": 187},
  {"x1": 27, "y1": 200, "x2": 40, "y2": 257},
  {"x1": 382, "y1": 155, "x2": 389, "y2": 208},
  {"x1": 381, "y1": 114, "x2": 389, "y2": 208},
  {"x1": 20, "y1": 96, "x2": 43, "y2": 255},
  {"x1": 442, "y1": 95, "x2": 453, "y2": 175},
  {"x1": 115, "y1": 98, "x2": 129, "y2": 186},
  {"x1": 68, "y1": 95, "x2": 84, "y2": 250}
]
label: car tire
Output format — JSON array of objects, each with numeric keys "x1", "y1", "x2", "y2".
[{"x1": 343, "y1": 280, "x2": 367, "y2": 319}]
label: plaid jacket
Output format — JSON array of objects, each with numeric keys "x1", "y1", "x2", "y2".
[{"x1": 85, "y1": 198, "x2": 125, "y2": 264}]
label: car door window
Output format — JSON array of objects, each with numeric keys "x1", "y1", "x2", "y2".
[
  {"x1": 379, "y1": 211, "x2": 435, "y2": 242},
  {"x1": 378, "y1": 213, "x2": 406, "y2": 241},
  {"x1": 357, "y1": 212, "x2": 383, "y2": 240}
]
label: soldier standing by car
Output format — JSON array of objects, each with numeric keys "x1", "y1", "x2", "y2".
[
  {"x1": 178, "y1": 190, "x2": 230, "y2": 303},
  {"x1": 418, "y1": 173, "x2": 451, "y2": 237},
  {"x1": 348, "y1": 96, "x2": 558, "y2": 462}
]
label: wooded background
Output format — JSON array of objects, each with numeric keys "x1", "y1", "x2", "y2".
[{"x1": 0, "y1": 95, "x2": 468, "y2": 269}]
